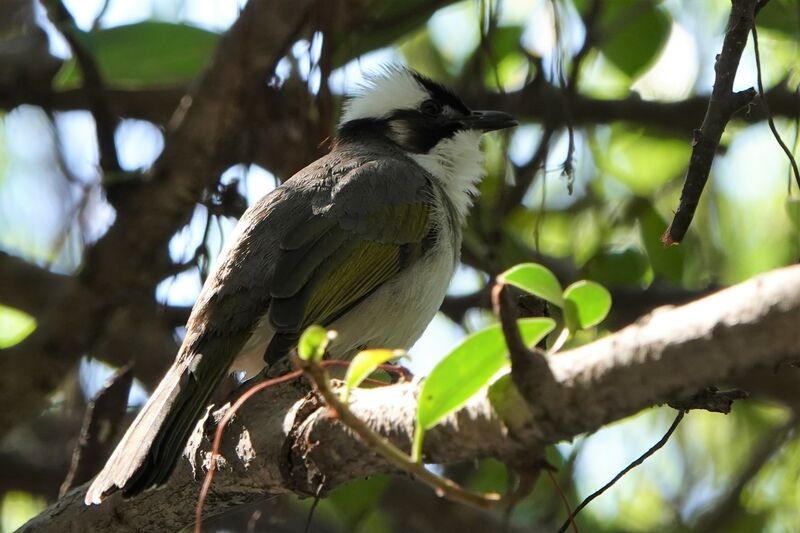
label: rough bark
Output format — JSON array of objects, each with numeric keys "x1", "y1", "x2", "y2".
[{"x1": 21, "y1": 264, "x2": 800, "y2": 533}]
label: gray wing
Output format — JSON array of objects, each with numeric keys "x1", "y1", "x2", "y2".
[{"x1": 184, "y1": 150, "x2": 437, "y2": 363}]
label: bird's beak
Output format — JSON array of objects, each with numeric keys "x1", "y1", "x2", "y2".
[{"x1": 457, "y1": 110, "x2": 518, "y2": 133}]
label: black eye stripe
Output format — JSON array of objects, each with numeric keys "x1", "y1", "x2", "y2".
[{"x1": 420, "y1": 99, "x2": 443, "y2": 116}]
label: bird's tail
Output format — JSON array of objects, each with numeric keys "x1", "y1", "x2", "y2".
[{"x1": 84, "y1": 349, "x2": 229, "y2": 504}]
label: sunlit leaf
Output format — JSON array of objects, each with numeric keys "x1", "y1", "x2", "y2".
[
  {"x1": 343, "y1": 349, "x2": 404, "y2": 401},
  {"x1": 499, "y1": 263, "x2": 564, "y2": 306},
  {"x1": 297, "y1": 325, "x2": 329, "y2": 362},
  {"x1": 55, "y1": 22, "x2": 218, "y2": 89},
  {"x1": 563, "y1": 280, "x2": 612, "y2": 331},
  {"x1": 0, "y1": 305, "x2": 36, "y2": 349},
  {"x1": 413, "y1": 318, "x2": 555, "y2": 461}
]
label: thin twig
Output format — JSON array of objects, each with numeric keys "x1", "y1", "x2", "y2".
[
  {"x1": 556, "y1": 410, "x2": 686, "y2": 533},
  {"x1": 560, "y1": 0, "x2": 602, "y2": 192},
  {"x1": 663, "y1": 0, "x2": 759, "y2": 244},
  {"x1": 790, "y1": 84, "x2": 800, "y2": 195},
  {"x1": 303, "y1": 480, "x2": 325, "y2": 533},
  {"x1": 478, "y1": 0, "x2": 503, "y2": 93},
  {"x1": 751, "y1": 24, "x2": 800, "y2": 191},
  {"x1": 502, "y1": 127, "x2": 555, "y2": 213},
  {"x1": 548, "y1": 469, "x2": 578, "y2": 533},
  {"x1": 47, "y1": 0, "x2": 121, "y2": 173}
]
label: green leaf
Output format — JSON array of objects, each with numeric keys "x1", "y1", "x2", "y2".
[
  {"x1": 55, "y1": 22, "x2": 218, "y2": 89},
  {"x1": 499, "y1": 263, "x2": 564, "y2": 306},
  {"x1": 297, "y1": 325, "x2": 329, "y2": 362},
  {"x1": 563, "y1": 281, "x2": 612, "y2": 331},
  {"x1": 595, "y1": 0, "x2": 671, "y2": 79},
  {"x1": 413, "y1": 318, "x2": 555, "y2": 461},
  {"x1": 343, "y1": 349, "x2": 404, "y2": 401},
  {"x1": 0, "y1": 305, "x2": 36, "y2": 349}
]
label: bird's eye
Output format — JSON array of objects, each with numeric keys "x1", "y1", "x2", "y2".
[{"x1": 420, "y1": 99, "x2": 443, "y2": 116}]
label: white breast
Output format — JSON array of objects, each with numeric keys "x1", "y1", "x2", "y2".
[{"x1": 409, "y1": 129, "x2": 484, "y2": 222}]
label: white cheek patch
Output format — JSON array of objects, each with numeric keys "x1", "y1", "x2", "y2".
[
  {"x1": 341, "y1": 66, "x2": 428, "y2": 123},
  {"x1": 410, "y1": 130, "x2": 484, "y2": 222}
]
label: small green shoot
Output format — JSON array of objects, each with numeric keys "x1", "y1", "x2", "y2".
[
  {"x1": 297, "y1": 325, "x2": 336, "y2": 362},
  {"x1": 343, "y1": 349, "x2": 405, "y2": 402}
]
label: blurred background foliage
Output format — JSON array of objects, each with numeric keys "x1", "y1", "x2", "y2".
[{"x1": 1, "y1": 0, "x2": 799, "y2": 531}]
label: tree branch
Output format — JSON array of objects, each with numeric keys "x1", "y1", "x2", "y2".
[
  {"x1": 663, "y1": 0, "x2": 759, "y2": 244},
  {"x1": 4, "y1": 77, "x2": 798, "y2": 138},
  {"x1": 21, "y1": 264, "x2": 800, "y2": 533}
]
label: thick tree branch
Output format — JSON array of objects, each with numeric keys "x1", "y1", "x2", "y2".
[
  {"x1": 664, "y1": 0, "x2": 758, "y2": 244},
  {"x1": 3, "y1": 78, "x2": 797, "y2": 138},
  {"x1": 22, "y1": 264, "x2": 800, "y2": 533}
]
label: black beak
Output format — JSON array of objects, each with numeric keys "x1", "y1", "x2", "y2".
[{"x1": 457, "y1": 110, "x2": 518, "y2": 133}]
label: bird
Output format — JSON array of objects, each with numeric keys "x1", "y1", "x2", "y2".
[{"x1": 85, "y1": 66, "x2": 516, "y2": 504}]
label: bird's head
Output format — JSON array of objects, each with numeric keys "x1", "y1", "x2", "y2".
[
  {"x1": 338, "y1": 66, "x2": 516, "y2": 154},
  {"x1": 337, "y1": 67, "x2": 516, "y2": 219}
]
